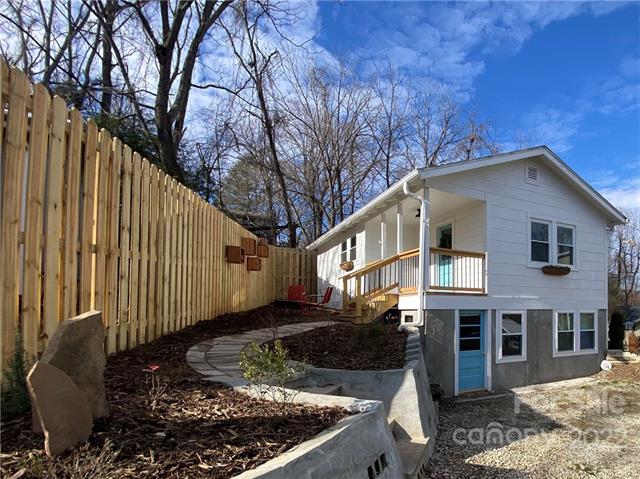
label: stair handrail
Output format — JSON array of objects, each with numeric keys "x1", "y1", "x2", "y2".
[
  {"x1": 341, "y1": 248, "x2": 419, "y2": 315},
  {"x1": 340, "y1": 248, "x2": 419, "y2": 281}
]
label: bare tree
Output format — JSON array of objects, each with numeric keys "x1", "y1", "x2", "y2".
[
  {"x1": 220, "y1": 0, "x2": 300, "y2": 247},
  {"x1": 88, "y1": 0, "x2": 233, "y2": 182},
  {"x1": 369, "y1": 63, "x2": 412, "y2": 187},
  {"x1": 610, "y1": 209, "x2": 640, "y2": 311}
]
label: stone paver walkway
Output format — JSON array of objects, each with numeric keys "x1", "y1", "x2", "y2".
[{"x1": 186, "y1": 321, "x2": 331, "y2": 384}]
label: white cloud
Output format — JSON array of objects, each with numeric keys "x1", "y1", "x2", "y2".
[
  {"x1": 332, "y1": 1, "x2": 629, "y2": 101},
  {"x1": 592, "y1": 174, "x2": 640, "y2": 210}
]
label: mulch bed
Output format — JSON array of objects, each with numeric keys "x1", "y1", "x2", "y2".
[
  {"x1": 0, "y1": 307, "x2": 348, "y2": 478},
  {"x1": 273, "y1": 322, "x2": 408, "y2": 370},
  {"x1": 596, "y1": 362, "x2": 640, "y2": 382}
]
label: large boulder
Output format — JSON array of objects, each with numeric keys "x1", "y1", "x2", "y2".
[
  {"x1": 40, "y1": 310, "x2": 110, "y2": 420},
  {"x1": 27, "y1": 362, "x2": 93, "y2": 456}
]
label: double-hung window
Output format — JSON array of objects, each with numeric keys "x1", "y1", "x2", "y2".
[
  {"x1": 530, "y1": 220, "x2": 550, "y2": 263},
  {"x1": 556, "y1": 224, "x2": 575, "y2": 266},
  {"x1": 497, "y1": 311, "x2": 527, "y2": 362},
  {"x1": 528, "y1": 218, "x2": 576, "y2": 268},
  {"x1": 341, "y1": 236, "x2": 357, "y2": 263},
  {"x1": 553, "y1": 310, "x2": 597, "y2": 356}
]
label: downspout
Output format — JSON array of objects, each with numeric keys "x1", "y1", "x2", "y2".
[{"x1": 402, "y1": 181, "x2": 429, "y2": 327}]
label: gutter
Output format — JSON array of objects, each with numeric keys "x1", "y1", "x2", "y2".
[{"x1": 402, "y1": 181, "x2": 429, "y2": 328}]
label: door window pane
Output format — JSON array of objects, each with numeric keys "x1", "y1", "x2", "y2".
[
  {"x1": 460, "y1": 315, "x2": 481, "y2": 326},
  {"x1": 460, "y1": 338, "x2": 481, "y2": 351},
  {"x1": 438, "y1": 224, "x2": 452, "y2": 249},
  {"x1": 460, "y1": 325, "x2": 481, "y2": 338}
]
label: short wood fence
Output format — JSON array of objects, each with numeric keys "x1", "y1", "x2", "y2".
[{"x1": 0, "y1": 62, "x2": 315, "y2": 375}]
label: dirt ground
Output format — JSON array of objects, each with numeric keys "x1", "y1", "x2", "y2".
[{"x1": 427, "y1": 364, "x2": 640, "y2": 479}]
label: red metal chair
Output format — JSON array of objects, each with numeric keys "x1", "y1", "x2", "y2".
[{"x1": 304, "y1": 287, "x2": 334, "y2": 308}]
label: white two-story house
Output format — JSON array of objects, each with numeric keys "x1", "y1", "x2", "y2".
[{"x1": 307, "y1": 146, "x2": 626, "y2": 396}]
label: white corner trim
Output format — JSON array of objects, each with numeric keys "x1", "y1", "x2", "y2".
[
  {"x1": 454, "y1": 309, "x2": 459, "y2": 397},
  {"x1": 485, "y1": 309, "x2": 492, "y2": 392},
  {"x1": 496, "y1": 310, "x2": 528, "y2": 364}
]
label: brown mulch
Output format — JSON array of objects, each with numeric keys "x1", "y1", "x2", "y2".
[
  {"x1": 0, "y1": 307, "x2": 348, "y2": 479},
  {"x1": 596, "y1": 362, "x2": 640, "y2": 382},
  {"x1": 272, "y1": 322, "x2": 407, "y2": 370}
]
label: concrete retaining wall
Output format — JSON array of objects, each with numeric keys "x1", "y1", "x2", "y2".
[
  {"x1": 233, "y1": 395, "x2": 403, "y2": 479},
  {"x1": 191, "y1": 327, "x2": 437, "y2": 479}
]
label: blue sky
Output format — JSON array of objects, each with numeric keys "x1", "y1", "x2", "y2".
[{"x1": 311, "y1": 1, "x2": 640, "y2": 209}]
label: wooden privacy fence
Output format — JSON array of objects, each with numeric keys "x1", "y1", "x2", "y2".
[{"x1": 0, "y1": 62, "x2": 316, "y2": 374}]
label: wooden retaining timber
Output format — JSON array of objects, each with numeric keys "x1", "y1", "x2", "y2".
[{"x1": 0, "y1": 62, "x2": 316, "y2": 376}]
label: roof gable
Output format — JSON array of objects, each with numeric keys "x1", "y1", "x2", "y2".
[{"x1": 307, "y1": 146, "x2": 626, "y2": 251}]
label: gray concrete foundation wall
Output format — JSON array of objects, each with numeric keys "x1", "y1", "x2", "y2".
[
  {"x1": 421, "y1": 308, "x2": 607, "y2": 397},
  {"x1": 423, "y1": 310, "x2": 456, "y2": 397},
  {"x1": 490, "y1": 309, "x2": 607, "y2": 391}
]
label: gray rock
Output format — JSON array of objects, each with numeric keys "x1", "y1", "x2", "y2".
[
  {"x1": 27, "y1": 362, "x2": 93, "y2": 456},
  {"x1": 40, "y1": 310, "x2": 109, "y2": 420}
]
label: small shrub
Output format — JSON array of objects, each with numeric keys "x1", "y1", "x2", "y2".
[
  {"x1": 1, "y1": 334, "x2": 31, "y2": 420},
  {"x1": 239, "y1": 340, "x2": 307, "y2": 405}
]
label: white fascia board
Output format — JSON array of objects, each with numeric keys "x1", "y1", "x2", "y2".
[
  {"x1": 306, "y1": 170, "x2": 421, "y2": 251},
  {"x1": 419, "y1": 146, "x2": 626, "y2": 226}
]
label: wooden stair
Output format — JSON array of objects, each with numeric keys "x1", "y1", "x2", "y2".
[{"x1": 340, "y1": 292, "x2": 399, "y2": 324}]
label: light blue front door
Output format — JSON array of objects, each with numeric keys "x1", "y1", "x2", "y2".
[{"x1": 458, "y1": 311, "x2": 486, "y2": 392}]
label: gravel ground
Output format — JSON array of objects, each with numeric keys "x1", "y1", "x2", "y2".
[{"x1": 426, "y1": 366, "x2": 640, "y2": 479}]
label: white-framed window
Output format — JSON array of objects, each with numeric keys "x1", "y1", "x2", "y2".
[
  {"x1": 341, "y1": 236, "x2": 357, "y2": 263},
  {"x1": 553, "y1": 310, "x2": 598, "y2": 357},
  {"x1": 556, "y1": 224, "x2": 575, "y2": 266},
  {"x1": 497, "y1": 310, "x2": 527, "y2": 363},
  {"x1": 530, "y1": 219, "x2": 550, "y2": 263},
  {"x1": 527, "y1": 217, "x2": 577, "y2": 268}
]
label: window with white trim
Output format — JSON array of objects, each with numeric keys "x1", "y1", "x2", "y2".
[
  {"x1": 579, "y1": 312, "x2": 596, "y2": 351},
  {"x1": 497, "y1": 311, "x2": 527, "y2": 362},
  {"x1": 556, "y1": 312, "x2": 574, "y2": 352},
  {"x1": 556, "y1": 224, "x2": 575, "y2": 266},
  {"x1": 553, "y1": 310, "x2": 597, "y2": 356},
  {"x1": 528, "y1": 218, "x2": 577, "y2": 267},
  {"x1": 530, "y1": 220, "x2": 550, "y2": 263},
  {"x1": 341, "y1": 236, "x2": 357, "y2": 262}
]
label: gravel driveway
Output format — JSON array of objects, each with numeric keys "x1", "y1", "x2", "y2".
[{"x1": 426, "y1": 366, "x2": 640, "y2": 478}]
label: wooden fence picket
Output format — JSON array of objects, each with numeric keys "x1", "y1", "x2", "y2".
[{"x1": 22, "y1": 83, "x2": 50, "y2": 361}]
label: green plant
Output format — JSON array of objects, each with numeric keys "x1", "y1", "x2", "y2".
[
  {"x1": 239, "y1": 340, "x2": 307, "y2": 405},
  {"x1": 1, "y1": 334, "x2": 31, "y2": 420}
]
